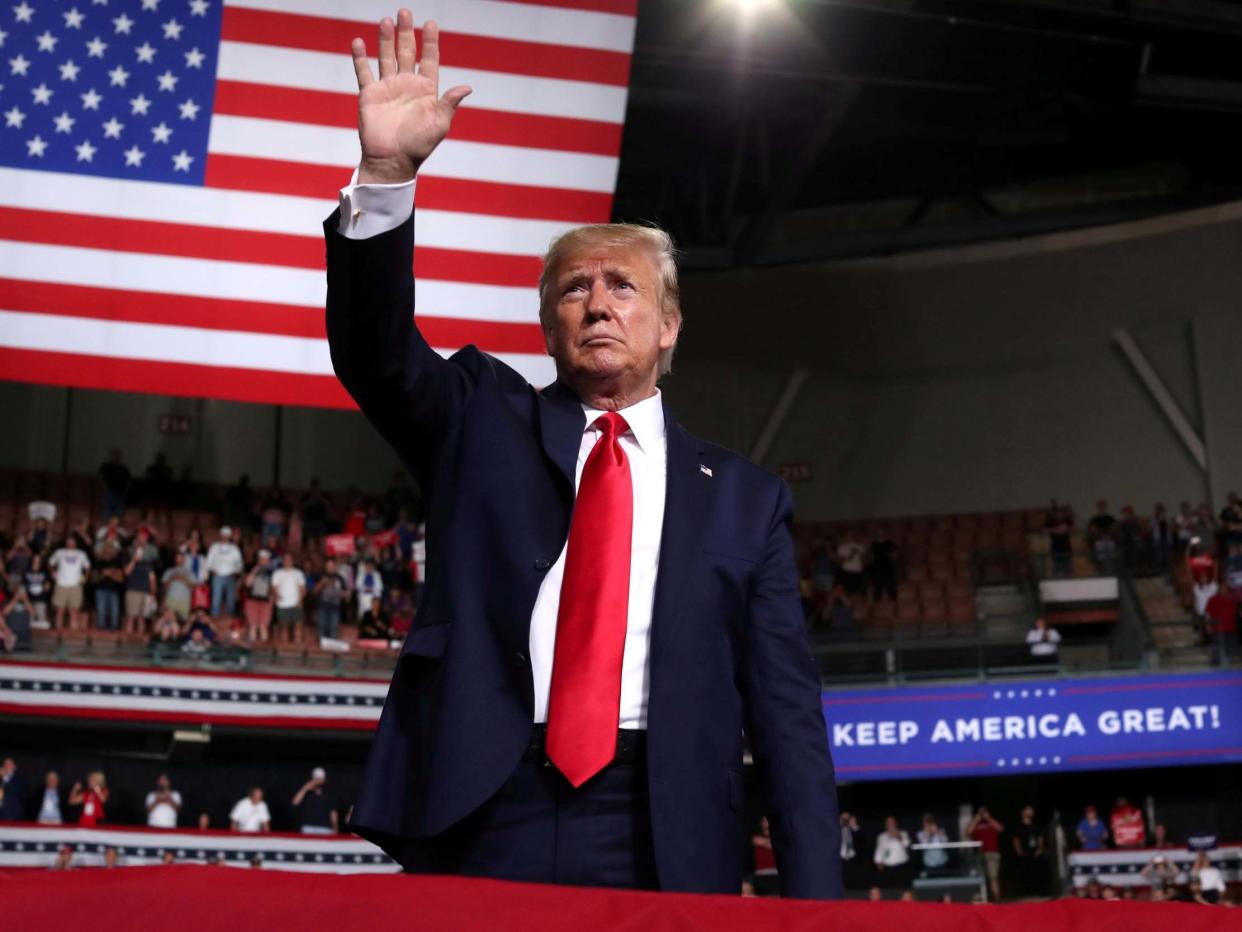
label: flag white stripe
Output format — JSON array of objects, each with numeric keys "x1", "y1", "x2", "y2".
[
  {"x1": 0, "y1": 310, "x2": 559, "y2": 385},
  {"x1": 1, "y1": 240, "x2": 542, "y2": 322},
  {"x1": 208, "y1": 114, "x2": 620, "y2": 193},
  {"x1": 225, "y1": 0, "x2": 637, "y2": 54},
  {"x1": 0, "y1": 168, "x2": 577, "y2": 255},
  {"x1": 0, "y1": 690, "x2": 382, "y2": 720},
  {"x1": 217, "y1": 41, "x2": 629, "y2": 124},
  {"x1": 2, "y1": 662, "x2": 388, "y2": 695}
]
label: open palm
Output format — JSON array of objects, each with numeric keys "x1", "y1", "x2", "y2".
[{"x1": 352, "y1": 11, "x2": 471, "y2": 184}]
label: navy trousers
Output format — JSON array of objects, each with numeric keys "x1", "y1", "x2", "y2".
[{"x1": 401, "y1": 759, "x2": 659, "y2": 889}]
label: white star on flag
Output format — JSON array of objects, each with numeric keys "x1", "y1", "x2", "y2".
[
  {"x1": 162, "y1": 18, "x2": 182, "y2": 40},
  {"x1": 75, "y1": 139, "x2": 97, "y2": 162},
  {"x1": 150, "y1": 120, "x2": 171, "y2": 142},
  {"x1": 141, "y1": 0, "x2": 160, "y2": 10},
  {"x1": 107, "y1": 64, "x2": 128, "y2": 85},
  {"x1": 80, "y1": 87, "x2": 102, "y2": 109},
  {"x1": 129, "y1": 92, "x2": 150, "y2": 114},
  {"x1": 188, "y1": 0, "x2": 208, "y2": 15},
  {"x1": 25, "y1": 133, "x2": 47, "y2": 156},
  {"x1": 63, "y1": 7, "x2": 86, "y2": 29},
  {"x1": 112, "y1": 13, "x2": 133, "y2": 34},
  {"x1": 122, "y1": 143, "x2": 145, "y2": 166},
  {"x1": 156, "y1": 69, "x2": 177, "y2": 91},
  {"x1": 9, "y1": 52, "x2": 30, "y2": 75},
  {"x1": 52, "y1": 110, "x2": 75, "y2": 132},
  {"x1": 3, "y1": 104, "x2": 23, "y2": 127},
  {"x1": 13, "y1": 3, "x2": 34, "y2": 25},
  {"x1": 85, "y1": 36, "x2": 107, "y2": 57},
  {"x1": 183, "y1": 46, "x2": 204, "y2": 68},
  {"x1": 135, "y1": 42, "x2": 156, "y2": 63},
  {"x1": 59, "y1": 60, "x2": 82, "y2": 81},
  {"x1": 172, "y1": 148, "x2": 193, "y2": 171},
  {"x1": 35, "y1": 30, "x2": 58, "y2": 52},
  {"x1": 0, "y1": 26, "x2": 9, "y2": 46},
  {"x1": 177, "y1": 97, "x2": 198, "y2": 120},
  {"x1": 102, "y1": 115, "x2": 123, "y2": 138},
  {"x1": 31, "y1": 82, "x2": 53, "y2": 104}
]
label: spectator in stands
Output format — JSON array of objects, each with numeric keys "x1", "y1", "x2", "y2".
[
  {"x1": 292, "y1": 767, "x2": 338, "y2": 834},
  {"x1": 122, "y1": 532, "x2": 158, "y2": 636},
  {"x1": 0, "y1": 589, "x2": 27, "y2": 652},
  {"x1": 259, "y1": 489, "x2": 290, "y2": 546},
  {"x1": 967, "y1": 806, "x2": 1004, "y2": 902},
  {"x1": 197, "y1": 812, "x2": 210, "y2": 829},
  {"x1": 205, "y1": 527, "x2": 243, "y2": 619},
  {"x1": 161, "y1": 551, "x2": 196, "y2": 622},
  {"x1": 1087, "y1": 499, "x2": 1118, "y2": 572},
  {"x1": 50, "y1": 845, "x2": 75, "y2": 871},
  {"x1": 358, "y1": 599, "x2": 396, "y2": 642},
  {"x1": 1191, "y1": 850, "x2": 1225, "y2": 905},
  {"x1": 98, "y1": 449, "x2": 131, "y2": 520},
  {"x1": 102, "y1": 846, "x2": 120, "y2": 869},
  {"x1": 839, "y1": 811, "x2": 860, "y2": 886},
  {"x1": 1219, "y1": 491, "x2": 1242, "y2": 550},
  {"x1": 145, "y1": 773, "x2": 182, "y2": 829},
  {"x1": 1205, "y1": 586, "x2": 1239, "y2": 664},
  {"x1": 300, "y1": 480, "x2": 332, "y2": 543},
  {"x1": 0, "y1": 757, "x2": 26, "y2": 821},
  {"x1": 92, "y1": 540, "x2": 124, "y2": 633},
  {"x1": 1174, "y1": 501, "x2": 1196, "y2": 554},
  {"x1": 69, "y1": 771, "x2": 109, "y2": 827},
  {"x1": 1109, "y1": 797, "x2": 1145, "y2": 849},
  {"x1": 230, "y1": 787, "x2": 271, "y2": 833},
  {"x1": 873, "y1": 815, "x2": 911, "y2": 881},
  {"x1": 750, "y1": 816, "x2": 777, "y2": 893},
  {"x1": 837, "y1": 538, "x2": 867, "y2": 595},
  {"x1": 36, "y1": 771, "x2": 64, "y2": 824},
  {"x1": 5, "y1": 535, "x2": 32, "y2": 593},
  {"x1": 355, "y1": 559, "x2": 384, "y2": 626},
  {"x1": 23, "y1": 553, "x2": 50, "y2": 627},
  {"x1": 1151, "y1": 823, "x2": 1174, "y2": 848},
  {"x1": 1076, "y1": 804, "x2": 1108, "y2": 851},
  {"x1": 271, "y1": 553, "x2": 307, "y2": 646},
  {"x1": 1187, "y1": 538, "x2": 1218, "y2": 617},
  {"x1": 870, "y1": 537, "x2": 899, "y2": 602},
  {"x1": 181, "y1": 610, "x2": 216, "y2": 657},
  {"x1": 1141, "y1": 853, "x2": 1177, "y2": 892},
  {"x1": 151, "y1": 607, "x2": 182, "y2": 646},
  {"x1": 49, "y1": 536, "x2": 91, "y2": 632},
  {"x1": 1010, "y1": 805, "x2": 1046, "y2": 897},
  {"x1": 1117, "y1": 505, "x2": 1144, "y2": 570},
  {"x1": 915, "y1": 813, "x2": 949, "y2": 874},
  {"x1": 1045, "y1": 504, "x2": 1073, "y2": 578},
  {"x1": 242, "y1": 549, "x2": 275, "y2": 644},
  {"x1": 1025, "y1": 616, "x2": 1061, "y2": 663},
  {"x1": 1150, "y1": 503, "x2": 1173, "y2": 570},
  {"x1": 313, "y1": 558, "x2": 346, "y2": 643}
]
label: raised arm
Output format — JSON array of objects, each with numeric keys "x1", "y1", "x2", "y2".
[{"x1": 326, "y1": 10, "x2": 476, "y2": 492}]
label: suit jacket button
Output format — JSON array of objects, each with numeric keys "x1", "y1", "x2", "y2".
[{"x1": 534, "y1": 558, "x2": 551, "y2": 570}]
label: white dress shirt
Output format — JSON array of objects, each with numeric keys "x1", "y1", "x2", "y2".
[
  {"x1": 338, "y1": 174, "x2": 668, "y2": 729},
  {"x1": 529, "y1": 393, "x2": 667, "y2": 730}
]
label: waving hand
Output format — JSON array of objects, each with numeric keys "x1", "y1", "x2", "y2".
[{"x1": 351, "y1": 9, "x2": 472, "y2": 184}]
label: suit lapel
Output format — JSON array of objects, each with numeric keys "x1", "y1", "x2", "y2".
[
  {"x1": 650, "y1": 406, "x2": 713, "y2": 663},
  {"x1": 537, "y1": 381, "x2": 586, "y2": 489}
]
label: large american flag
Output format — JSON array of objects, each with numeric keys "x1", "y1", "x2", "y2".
[{"x1": 0, "y1": 0, "x2": 636, "y2": 407}]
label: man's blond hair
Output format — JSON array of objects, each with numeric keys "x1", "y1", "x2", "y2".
[{"x1": 538, "y1": 223, "x2": 683, "y2": 377}]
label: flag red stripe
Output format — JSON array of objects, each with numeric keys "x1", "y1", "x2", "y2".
[
  {"x1": 202, "y1": 154, "x2": 614, "y2": 224},
  {"x1": 212, "y1": 80, "x2": 624, "y2": 158},
  {"x1": 496, "y1": 0, "x2": 638, "y2": 14},
  {"x1": 0, "y1": 279, "x2": 548, "y2": 353},
  {"x1": 0, "y1": 206, "x2": 545, "y2": 287},
  {"x1": 0, "y1": 347, "x2": 356, "y2": 409},
  {"x1": 221, "y1": 7, "x2": 633, "y2": 87}
]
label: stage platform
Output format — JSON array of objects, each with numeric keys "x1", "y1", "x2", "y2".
[{"x1": 4, "y1": 866, "x2": 1238, "y2": 931}]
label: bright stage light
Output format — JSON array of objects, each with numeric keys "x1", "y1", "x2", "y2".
[{"x1": 730, "y1": 0, "x2": 781, "y2": 13}]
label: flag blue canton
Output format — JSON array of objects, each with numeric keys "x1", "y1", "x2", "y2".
[{"x1": 0, "y1": 0, "x2": 222, "y2": 185}]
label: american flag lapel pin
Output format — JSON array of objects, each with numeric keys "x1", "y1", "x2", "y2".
[{"x1": 699, "y1": 464, "x2": 713, "y2": 478}]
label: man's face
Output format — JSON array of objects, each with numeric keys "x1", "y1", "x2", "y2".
[
  {"x1": 1, "y1": 758, "x2": 14, "y2": 776},
  {"x1": 157, "y1": 775, "x2": 170, "y2": 790},
  {"x1": 250, "y1": 789, "x2": 262, "y2": 803},
  {"x1": 543, "y1": 246, "x2": 677, "y2": 391}
]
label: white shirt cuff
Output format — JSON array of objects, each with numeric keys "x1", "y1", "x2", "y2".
[{"x1": 337, "y1": 167, "x2": 416, "y2": 239}]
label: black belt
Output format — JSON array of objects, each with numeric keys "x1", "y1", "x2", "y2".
[{"x1": 522, "y1": 725, "x2": 647, "y2": 767}]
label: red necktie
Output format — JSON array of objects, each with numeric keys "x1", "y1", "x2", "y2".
[{"x1": 546, "y1": 411, "x2": 633, "y2": 787}]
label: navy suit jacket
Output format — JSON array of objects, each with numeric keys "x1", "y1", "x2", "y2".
[{"x1": 324, "y1": 210, "x2": 842, "y2": 898}]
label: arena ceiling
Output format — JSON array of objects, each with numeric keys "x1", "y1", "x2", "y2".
[{"x1": 614, "y1": 0, "x2": 1242, "y2": 268}]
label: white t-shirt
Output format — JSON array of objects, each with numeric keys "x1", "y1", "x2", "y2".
[
  {"x1": 356, "y1": 571, "x2": 383, "y2": 615},
  {"x1": 145, "y1": 790, "x2": 182, "y2": 829},
  {"x1": 50, "y1": 548, "x2": 91, "y2": 587},
  {"x1": 1027, "y1": 626, "x2": 1062, "y2": 657},
  {"x1": 874, "y1": 830, "x2": 910, "y2": 866},
  {"x1": 271, "y1": 567, "x2": 306, "y2": 609},
  {"x1": 1197, "y1": 865, "x2": 1226, "y2": 893},
  {"x1": 230, "y1": 797, "x2": 271, "y2": 832},
  {"x1": 205, "y1": 541, "x2": 244, "y2": 577}
]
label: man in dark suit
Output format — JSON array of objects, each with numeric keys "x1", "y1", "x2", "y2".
[{"x1": 328, "y1": 10, "x2": 841, "y2": 898}]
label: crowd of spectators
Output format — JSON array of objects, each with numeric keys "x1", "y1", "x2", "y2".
[
  {"x1": 0, "y1": 755, "x2": 344, "y2": 841},
  {"x1": 0, "y1": 452, "x2": 431, "y2": 657}
]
